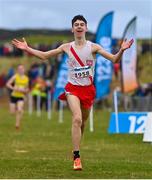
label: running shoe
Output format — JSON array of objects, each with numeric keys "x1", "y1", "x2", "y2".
[{"x1": 73, "y1": 157, "x2": 82, "y2": 170}]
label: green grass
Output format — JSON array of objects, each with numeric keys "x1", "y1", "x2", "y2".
[
  {"x1": 138, "y1": 52, "x2": 152, "y2": 84},
  {"x1": 1, "y1": 34, "x2": 74, "y2": 46},
  {"x1": 26, "y1": 34, "x2": 73, "y2": 45},
  {"x1": 0, "y1": 56, "x2": 52, "y2": 73},
  {"x1": 0, "y1": 57, "x2": 32, "y2": 73},
  {"x1": 0, "y1": 107, "x2": 152, "y2": 179}
]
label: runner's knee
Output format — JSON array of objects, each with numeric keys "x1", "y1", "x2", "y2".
[
  {"x1": 73, "y1": 115, "x2": 82, "y2": 127},
  {"x1": 10, "y1": 109, "x2": 16, "y2": 115},
  {"x1": 17, "y1": 108, "x2": 23, "y2": 114}
]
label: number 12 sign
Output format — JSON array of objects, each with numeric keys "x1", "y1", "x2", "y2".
[{"x1": 108, "y1": 112, "x2": 148, "y2": 134}]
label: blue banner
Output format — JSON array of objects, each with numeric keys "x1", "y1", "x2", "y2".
[
  {"x1": 108, "y1": 112, "x2": 148, "y2": 134},
  {"x1": 53, "y1": 54, "x2": 68, "y2": 100},
  {"x1": 94, "y1": 12, "x2": 114, "y2": 100}
]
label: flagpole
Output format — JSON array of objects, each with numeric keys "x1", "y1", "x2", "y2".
[
  {"x1": 59, "y1": 101, "x2": 63, "y2": 123},
  {"x1": 28, "y1": 93, "x2": 33, "y2": 115},
  {"x1": 89, "y1": 106, "x2": 94, "y2": 132},
  {"x1": 114, "y1": 89, "x2": 119, "y2": 133},
  {"x1": 37, "y1": 95, "x2": 41, "y2": 117},
  {"x1": 47, "y1": 91, "x2": 52, "y2": 120}
]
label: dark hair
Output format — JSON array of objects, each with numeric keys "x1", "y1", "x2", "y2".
[{"x1": 72, "y1": 15, "x2": 87, "y2": 26}]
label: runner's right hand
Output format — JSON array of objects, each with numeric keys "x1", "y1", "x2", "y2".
[{"x1": 12, "y1": 38, "x2": 28, "y2": 51}]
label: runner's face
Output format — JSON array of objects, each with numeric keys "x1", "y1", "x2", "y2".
[
  {"x1": 17, "y1": 65, "x2": 25, "y2": 75},
  {"x1": 72, "y1": 20, "x2": 87, "y2": 38}
]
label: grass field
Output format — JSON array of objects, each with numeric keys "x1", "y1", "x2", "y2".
[{"x1": 0, "y1": 105, "x2": 152, "y2": 179}]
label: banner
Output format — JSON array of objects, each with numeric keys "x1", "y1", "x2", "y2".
[
  {"x1": 121, "y1": 17, "x2": 139, "y2": 93},
  {"x1": 143, "y1": 112, "x2": 152, "y2": 142},
  {"x1": 53, "y1": 54, "x2": 68, "y2": 100},
  {"x1": 94, "y1": 12, "x2": 113, "y2": 100},
  {"x1": 108, "y1": 112, "x2": 148, "y2": 134}
]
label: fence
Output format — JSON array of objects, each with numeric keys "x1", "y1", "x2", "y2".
[{"x1": 114, "y1": 93, "x2": 152, "y2": 112}]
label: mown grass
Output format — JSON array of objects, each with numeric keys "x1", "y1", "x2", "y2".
[{"x1": 0, "y1": 107, "x2": 152, "y2": 179}]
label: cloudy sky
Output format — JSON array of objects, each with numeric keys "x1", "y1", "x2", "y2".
[{"x1": 0, "y1": 0, "x2": 151, "y2": 37}]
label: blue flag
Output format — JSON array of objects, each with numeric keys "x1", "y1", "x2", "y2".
[
  {"x1": 94, "y1": 12, "x2": 114, "y2": 100},
  {"x1": 53, "y1": 54, "x2": 68, "y2": 100}
]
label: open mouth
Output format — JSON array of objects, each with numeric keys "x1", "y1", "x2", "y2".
[{"x1": 76, "y1": 30, "x2": 83, "y2": 33}]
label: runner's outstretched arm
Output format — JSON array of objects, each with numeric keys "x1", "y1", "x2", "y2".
[
  {"x1": 12, "y1": 38, "x2": 64, "y2": 60},
  {"x1": 93, "y1": 39, "x2": 134, "y2": 63}
]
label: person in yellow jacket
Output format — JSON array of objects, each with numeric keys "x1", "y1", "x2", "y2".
[
  {"x1": 6, "y1": 64, "x2": 29, "y2": 130},
  {"x1": 31, "y1": 76, "x2": 47, "y2": 110}
]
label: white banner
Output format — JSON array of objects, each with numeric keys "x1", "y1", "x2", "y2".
[{"x1": 121, "y1": 17, "x2": 139, "y2": 93}]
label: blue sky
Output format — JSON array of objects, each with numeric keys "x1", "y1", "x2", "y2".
[{"x1": 0, "y1": 0, "x2": 151, "y2": 38}]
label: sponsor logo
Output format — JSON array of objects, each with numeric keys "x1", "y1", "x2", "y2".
[
  {"x1": 86, "y1": 60, "x2": 93, "y2": 66},
  {"x1": 99, "y1": 37, "x2": 111, "y2": 49}
]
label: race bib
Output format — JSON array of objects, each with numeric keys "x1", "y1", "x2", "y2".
[{"x1": 74, "y1": 66, "x2": 92, "y2": 79}]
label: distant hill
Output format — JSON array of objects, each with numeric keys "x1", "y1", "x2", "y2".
[{"x1": 0, "y1": 29, "x2": 94, "y2": 44}]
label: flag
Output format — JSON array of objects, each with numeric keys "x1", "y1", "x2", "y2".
[
  {"x1": 94, "y1": 12, "x2": 114, "y2": 100},
  {"x1": 121, "y1": 17, "x2": 139, "y2": 93},
  {"x1": 53, "y1": 54, "x2": 68, "y2": 100}
]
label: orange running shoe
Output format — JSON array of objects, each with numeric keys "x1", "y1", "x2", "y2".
[{"x1": 73, "y1": 157, "x2": 82, "y2": 170}]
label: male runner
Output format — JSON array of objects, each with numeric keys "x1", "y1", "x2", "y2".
[{"x1": 12, "y1": 15, "x2": 133, "y2": 170}]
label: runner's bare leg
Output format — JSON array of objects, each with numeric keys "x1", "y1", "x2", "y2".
[
  {"x1": 81, "y1": 106, "x2": 90, "y2": 135},
  {"x1": 16, "y1": 101, "x2": 24, "y2": 128},
  {"x1": 67, "y1": 95, "x2": 82, "y2": 151},
  {"x1": 10, "y1": 103, "x2": 16, "y2": 114}
]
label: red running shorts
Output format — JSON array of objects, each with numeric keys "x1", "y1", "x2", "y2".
[{"x1": 59, "y1": 82, "x2": 96, "y2": 109}]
